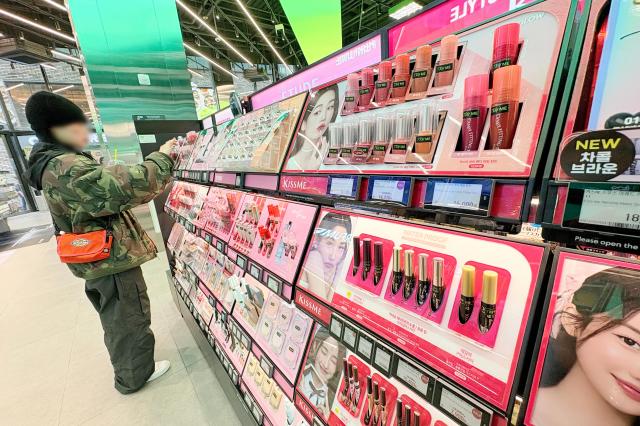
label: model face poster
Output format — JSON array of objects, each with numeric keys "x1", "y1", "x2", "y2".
[{"x1": 526, "y1": 252, "x2": 640, "y2": 426}]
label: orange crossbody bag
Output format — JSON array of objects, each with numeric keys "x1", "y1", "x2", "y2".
[{"x1": 54, "y1": 217, "x2": 113, "y2": 264}]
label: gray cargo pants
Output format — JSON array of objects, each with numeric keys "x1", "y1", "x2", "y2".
[{"x1": 85, "y1": 266, "x2": 155, "y2": 394}]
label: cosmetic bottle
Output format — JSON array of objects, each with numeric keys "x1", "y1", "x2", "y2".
[
  {"x1": 459, "y1": 265, "x2": 476, "y2": 324},
  {"x1": 413, "y1": 411, "x2": 420, "y2": 426},
  {"x1": 370, "y1": 115, "x2": 392, "y2": 163},
  {"x1": 416, "y1": 253, "x2": 430, "y2": 306},
  {"x1": 340, "y1": 121, "x2": 358, "y2": 162},
  {"x1": 360, "y1": 67, "x2": 375, "y2": 109},
  {"x1": 404, "y1": 405, "x2": 412, "y2": 426},
  {"x1": 492, "y1": 23, "x2": 520, "y2": 73},
  {"x1": 372, "y1": 381, "x2": 380, "y2": 425},
  {"x1": 352, "y1": 236, "x2": 361, "y2": 277},
  {"x1": 392, "y1": 54, "x2": 411, "y2": 98},
  {"x1": 353, "y1": 119, "x2": 374, "y2": 163},
  {"x1": 479, "y1": 270, "x2": 498, "y2": 333},
  {"x1": 340, "y1": 360, "x2": 349, "y2": 402},
  {"x1": 488, "y1": 65, "x2": 521, "y2": 150},
  {"x1": 344, "y1": 73, "x2": 359, "y2": 114},
  {"x1": 403, "y1": 250, "x2": 416, "y2": 300},
  {"x1": 379, "y1": 388, "x2": 388, "y2": 426},
  {"x1": 375, "y1": 61, "x2": 393, "y2": 104},
  {"x1": 364, "y1": 376, "x2": 374, "y2": 424},
  {"x1": 391, "y1": 112, "x2": 413, "y2": 156},
  {"x1": 362, "y1": 238, "x2": 372, "y2": 281},
  {"x1": 434, "y1": 35, "x2": 458, "y2": 87},
  {"x1": 461, "y1": 75, "x2": 489, "y2": 151},
  {"x1": 392, "y1": 246, "x2": 403, "y2": 295},
  {"x1": 430, "y1": 257, "x2": 445, "y2": 312},
  {"x1": 411, "y1": 44, "x2": 433, "y2": 94},
  {"x1": 396, "y1": 400, "x2": 404, "y2": 426},
  {"x1": 351, "y1": 366, "x2": 361, "y2": 412},
  {"x1": 414, "y1": 102, "x2": 439, "y2": 156},
  {"x1": 373, "y1": 242, "x2": 383, "y2": 286},
  {"x1": 347, "y1": 362, "x2": 355, "y2": 403},
  {"x1": 324, "y1": 123, "x2": 342, "y2": 165}
]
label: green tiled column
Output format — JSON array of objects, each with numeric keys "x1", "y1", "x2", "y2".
[{"x1": 68, "y1": 0, "x2": 196, "y2": 163}]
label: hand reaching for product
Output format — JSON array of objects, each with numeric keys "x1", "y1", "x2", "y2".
[{"x1": 160, "y1": 138, "x2": 177, "y2": 159}]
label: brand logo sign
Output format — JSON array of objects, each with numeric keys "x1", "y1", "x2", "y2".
[
  {"x1": 295, "y1": 291, "x2": 332, "y2": 325},
  {"x1": 280, "y1": 175, "x2": 329, "y2": 195},
  {"x1": 71, "y1": 238, "x2": 90, "y2": 247}
]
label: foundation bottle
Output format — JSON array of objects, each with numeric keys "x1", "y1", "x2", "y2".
[
  {"x1": 370, "y1": 115, "x2": 392, "y2": 163},
  {"x1": 353, "y1": 119, "x2": 374, "y2": 163},
  {"x1": 392, "y1": 54, "x2": 411, "y2": 98},
  {"x1": 375, "y1": 61, "x2": 393, "y2": 103},
  {"x1": 391, "y1": 112, "x2": 413, "y2": 156},
  {"x1": 433, "y1": 35, "x2": 458, "y2": 87},
  {"x1": 323, "y1": 123, "x2": 342, "y2": 165},
  {"x1": 411, "y1": 44, "x2": 433, "y2": 94},
  {"x1": 488, "y1": 65, "x2": 521, "y2": 150},
  {"x1": 359, "y1": 67, "x2": 375, "y2": 108},
  {"x1": 343, "y1": 73, "x2": 359, "y2": 114},
  {"x1": 461, "y1": 75, "x2": 489, "y2": 151},
  {"x1": 414, "y1": 101, "x2": 438, "y2": 156},
  {"x1": 340, "y1": 121, "x2": 358, "y2": 163}
]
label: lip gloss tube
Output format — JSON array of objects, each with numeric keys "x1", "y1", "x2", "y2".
[
  {"x1": 375, "y1": 61, "x2": 392, "y2": 103},
  {"x1": 340, "y1": 359, "x2": 349, "y2": 402},
  {"x1": 415, "y1": 102, "x2": 438, "y2": 155},
  {"x1": 492, "y1": 23, "x2": 520, "y2": 73},
  {"x1": 360, "y1": 67, "x2": 375, "y2": 108},
  {"x1": 461, "y1": 75, "x2": 489, "y2": 151},
  {"x1": 396, "y1": 400, "x2": 403, "y2": 426},
  {"x1": 324, "y1": 123, "x2": 342, "y2": 165},
  {"x1": 403, "y1": 250, "x2": 415, "y2": 300},
  {"x1": 362, "y1": 238, "x2": 372, "y2": 281},
  {"x1": 347, "y1": 362, "x2": 354, "y2": 402},
  {"x1": 372, "y1": 381, "x2": 380, "y2": 425},
  {"x1": 434, "y1": 35, "x2": 458, "y2": 87},
  {"x1": 458, "y1": 265, "x2": 476, "y2": 324},
  {"x1": 370, "y1": 115, "x2": 392, "y2": 163},
  {"x1": 392, "y1": 246, "x2": 403, "y2": 295},
  {"x1": 479, "y1": 270, "x2": 498, "y2": 333},
  {"x1": 364, "y1": 376, "x2": 374, "y2": 424},
  {"x1": 351, "y1": 365, "x2": 360, "y2": 412},
  {"x1": 391, "y1": 112, "x2": 413, "y2": 155},
  {"x1": 373, "y1": 242, "x2": 383, "y2": 286},
  {"x1": 488, "y1": 65, "x2": 521, "y2": 150},
  {"x1": 343, "y1": 73, "x2": 359, "y2": 114},
  {"x1": 416, "y1": 253, "x2": 430, "y2": 306},
  {"x1": 411, "y1": 44, "x2": 433, "y2": 93},
  {"x1": 430, "y1": 257, "x2": 445, "y2": 312},
  {"x1": 404, "y1": 405, "x2": 412, "y2": 426},
  {"x1": 392, "y1": 54, "x2": 410, "y2": 98},
  {"x1": 352, "y1": 236, "x2": 361, "y2": 277}
]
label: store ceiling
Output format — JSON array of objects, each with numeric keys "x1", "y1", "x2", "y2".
[{"x1": 0, "y1": 0, "x2": 405, "y2": 84}]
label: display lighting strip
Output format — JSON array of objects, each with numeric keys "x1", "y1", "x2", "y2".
[
  {"x1": 42, "y1": 0, "x2": 68, "y2": 12},
  {"x1": 188, "y1": 68, "x2": 204, "y2": 78},
  {"x1": 233, "y1": 0, "x2": 292, "y2": 74},
  {"x1": 183, "y1": 43, "x2": 235, "y2": 78},
  {"x1": 51, "y1": 49, "x2": 81, "y2": 64},
  {"x1": 6, "y1": 83, "x2": 24, "y2": 91},
  {"x1": 0, "y1": 7, "x2": 75, "y2": 43},
  {"x1": 52, "y1": 84, "x2": 75, "y2": 94},
  {"x1": 175, "y1": 0, "x2": 253, "y2": 65}
]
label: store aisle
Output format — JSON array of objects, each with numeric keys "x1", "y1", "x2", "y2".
[{"x1": 0, "y1": 238, "x2": 241, "y2": 426}]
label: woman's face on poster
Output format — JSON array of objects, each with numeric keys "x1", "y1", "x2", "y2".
[
  {"x1": 315, "y1": 338, "x2": 340, "y2": 384},
  {"x1": 316, "y1": 225, "x2": 348, "y2": 276},
  {"x1": 303, "y1": 90, "x2": 336, "y2": 142}
]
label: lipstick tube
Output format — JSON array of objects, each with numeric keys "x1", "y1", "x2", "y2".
[
  {"x1": 404, "y1": 405, "x2": 412, "y2": 426},
  {"x1": 370, "y1": 116, "x2": 392, "y2": 163},
  {"x1": 373, "y1": 241, "x2": 383, "y2": 286},
  {"x1": 372, "y1": 381, "x2": 380, "y2": 425},
  {"x1": 434, "y1": 35, "x2": 458, "y2": 87},
  {"x1": 340, "y1": 359, "x2": 349, "y2": 402},
  {"x1": 392, "y1": 246, "x2": 403, "y2": 295},
  {"x1": 488, "y1": 65, "x2": 521, "y2": 150},
  {"x1": 379, "y1": 388, "x2": 387, "y2": 426},
  {"x1": 347, "y1": 362, "x2": 354, "y2": 403},
  {"x1": 343, "y1": 73, "x2": 359, "y2": 114},
  {"x1": 458, "y1": 265, "x2": 476, "y2": 324},
  {"x1": 351, "y1": 365, "x2": 360, "y2": 412},
  {"x1": 411, "y1": 44, "x2": 433, "y2": 94},
  {"x1": 403, "y1": 250, "x2": 415, "y2": 300},
  {"x1": 479, "y1": 270, "x2": 498, "y2": 333},
  {"x1": 324, "y1": 123, "x2": 342, "y2": 165},
  {"x1": 362, "y1": 238, "x2": 372, "y2": 281},
  {"x1": 392, "y1": 54, "x2": 410, "y2": 98},
  {"x1": 395, "y1": 400, "x2": 403, "y2": 426},
  {"x1": 416, "y1": 253, "x2": 430, "y2": 306},
  {"x1": 430, "y1": 257, "x2": 445, "y2": 312},
  {"x1": 414, "y1": 102, "x2": 438, "y2": 155},
  {"x1": 492, "y1": 23, "x2": 520, "y2": 73},
  {"x1": 364, "y1": 376, "x2": 374, "y2": 425},
  {"x1": 461, "y1": 75, "x2": 489, "y2": 151},
  {"x1": 375, "y1": 61, "x2": 392, "y2": 103},
  {"x1": 352, "y1": 236, "x2": 361, "y2": 277},
  {"x1": 360, "y1": 67, "x2": 375, "y2": 108},
  {"x1": 413, "y1": 411, "x2": 420, "y2": 426},
  {"x1": 391, "y1": 112, "x2": 413, "y2": 155}
]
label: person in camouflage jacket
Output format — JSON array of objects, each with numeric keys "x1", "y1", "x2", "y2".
[{"x1": 25, "y1": 91, "x2": 175, "y2": 394}]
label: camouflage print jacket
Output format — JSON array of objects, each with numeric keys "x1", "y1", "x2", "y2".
[{"x1": 27, "y1": 143, "x2": 173, "y2": 280}]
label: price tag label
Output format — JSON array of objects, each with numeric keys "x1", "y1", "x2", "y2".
[
  {"x1": 367, "y1": 176, "x2": 412, "y2": 205},
  {"x1": 328, "y1": 176, "x2": 358, "y2": 198},
  {"x1": 424, "y1": 178, "x2": 492, "y2": 214},
  {"x1": 434, "y1": 382, "x2": 491, "y2": 426}
]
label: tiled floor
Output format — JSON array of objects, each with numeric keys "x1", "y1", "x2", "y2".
[{"x1": 0, "y1": 229, "x2": 242, "y2": 425}]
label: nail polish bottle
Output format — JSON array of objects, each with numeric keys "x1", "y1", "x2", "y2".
[
  {"x1": 416, "y1": 253, "x2": 430, "y2": 306},
  {"x1": 392, "y1": 246, "x2": 403, "y2": 295},
  {"x1": 375, "y1": 61, "x2": 393, "y2": 104},
  {"x1": 340, "y1": 121, "x2": 358, "y2": 163},
  {"x1": 392, "y1": 54, "x2": 411, "y2": 98},
  {"x1": 403, "y1": 250, "x2": 415, "y2": 300},
  {"x1": 404, "y1": 405, "x2": 412, "y2": 426},
  {"x1": 373, "y1": 242, "x2": 383, "y2": 286},
  {"x1": 434, "y1": 35, "x2": 458, "y2": 87},
  {"x1": 370, "y1": 115, "x2": 392, "y2": 163},
  {"x1": 353, "y1": 119, "x2": 374, "y2": 163},
  {"x1": 396, "y1": 400, "x2": 404, "y2": 426},
  {"x1": 492, "y1": 23, "x2": 520, "y2": 74},
  {"x1": 364, "y1": 376, "x2": 374, "y2": 425},
  {"x1": 461, "y1": 74, "x2": 489, "y2": 151},
  {"x1": 359, "y1": 67, "x2": 375, "y2": 109},
  {"x1": 324, "y1": 123, "x2": 342, "y2": 165},
  {"x1": 414, "y1": 102, "x2": 438, "y2": 156},
  {"x1": 352, "y1": 236, "x2": 361, "y2": 277},
  {"x1": 411, "y1": 44, "x2": 433, "y2": 94},
  {"x1": 430, "y1": 257, "x2": 445, "y2": 312},
  {"x1": 362, "y1": 238, "x2": 372, "y2": 281},
  {"x1": 488, "y1": 65, "x2": 521, "y2": 150},
  {"x1": 391, "y1": 112, "x2": 413, "y2": 156},
  {"x1": 344, "y1": 73, "x2": 359, "y2": 115},
  {"x1": 479, "y1": 270, "x2": 498, "y2": 333},
  {"x1": 459, "y1": 265, "x2": 476, "y2": 324}
]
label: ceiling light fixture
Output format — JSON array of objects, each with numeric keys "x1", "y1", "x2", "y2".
[
  {"x1": 388, "y1": 0, "x2": 422, "y2": 20},
  {"x1": 43, "y1": 0, "x2": 68, "y2": 12},
  {"x1": 0, "y1": 7, "x2": 75, "y2": 42},
  {"x1": 175, "y1": 0, "x2": 253, "y2": 65},
  {"x1": 233, "y1": 0, "x2": 291, "y2": 73},
  {"x1": 6, "y1": 83, "x2": 25, "y2": 91},
  {"x1": 51, "y1": 49, "x2": 82, "y2": 63},
  {"x1": 53, "y1": 84, "x2": 74, "y2": 93},
  {"x1": 188, "y1": 68, "x2": 204, "y2": 78},
  {"x1": 183, "y1": 42, "x2": 234, "y2": 78}
]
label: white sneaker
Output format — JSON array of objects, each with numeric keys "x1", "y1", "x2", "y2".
[{"x1": 147, "y1": 360, "x2": 171, "y2": 382}]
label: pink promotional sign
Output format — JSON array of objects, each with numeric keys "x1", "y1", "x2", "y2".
[
  {"x1": 387, "y1": 0, "x2": 536, "y2": 56},
  {"x1": 214, "y1": 107, "x2": 233, "y2": 125},
  {"x1": 279, "y1": 175, "x2": 329, "y2": 196},
  {"x1": 251, "y1": 35, "x2": 382, "y2": 109}
]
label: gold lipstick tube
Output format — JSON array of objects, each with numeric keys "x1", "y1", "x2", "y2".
[
  {"x1": 479, "y1": 270, "x2": 498, "y2": 333},
  {"x1": 403, "y1": 250, "x2": 415, "y2": 300},
  {"x1": 430, "y1": 257, "x2": 445, "y2": 312},
  {"x1": 416, "y1": 253, "x2": 430, "y2": 306},
  {"x1": 392, "y1": 247, "x2": 403, "y2": 295},
  {"x1": 458, "y1": 265, "x2": 476, "y2": 324}
]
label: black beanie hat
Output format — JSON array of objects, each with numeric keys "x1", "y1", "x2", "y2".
[{"x1": 25, "y1": 91, "x2": 87, "y2": 137}]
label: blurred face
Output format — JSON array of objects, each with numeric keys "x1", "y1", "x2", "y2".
[
  {"x1": 576, "y1": 312, "x2": 640, "y2": 416},
  {"x1": 302, "y1": 90, "x2": 336, "y2": 142},
  {"x1": 317, "y1": 225, "x2": 348, "y2": 275},
  {"x1": 51, "y1": 122, "x2": 89, "y2": 150},
  {"x1": 315, "y1": 338, "x2": 339, "y2": 384}
]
